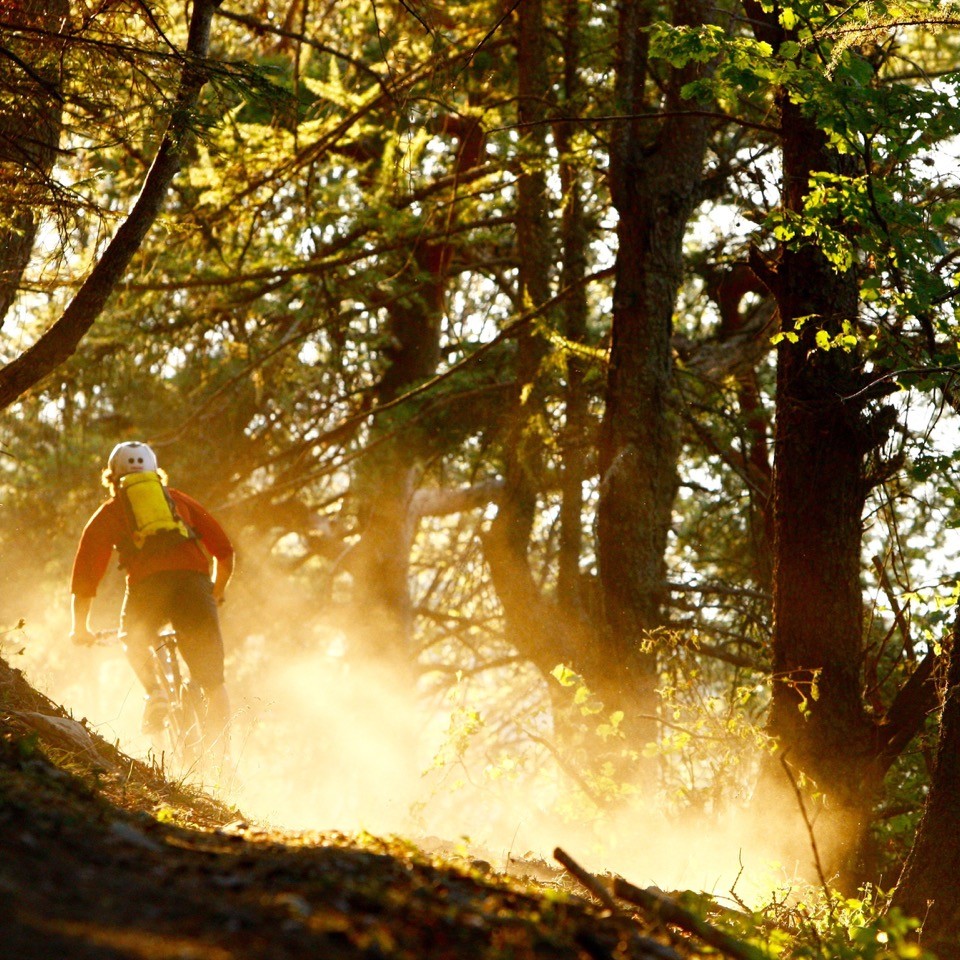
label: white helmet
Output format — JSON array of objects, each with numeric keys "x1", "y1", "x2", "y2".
[{"x1": 108, "y1": 441, "x2": 158, "y2": 477}]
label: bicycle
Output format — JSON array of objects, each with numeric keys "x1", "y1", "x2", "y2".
[{"x1": 93, "y1": 627, "x2": 207, "y2": 771}]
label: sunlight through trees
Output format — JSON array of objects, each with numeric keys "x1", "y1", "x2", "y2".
[{"x1": 3, "y1": 0, "x2": 960, "y2": 942}]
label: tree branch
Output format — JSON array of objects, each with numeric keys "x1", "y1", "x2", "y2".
[
  {"x1": 0, "y1": 0, "x2": 219, "y2": 410},
  {"x1": 874, "y1": 648, "x2": 940, "y2": 770}
]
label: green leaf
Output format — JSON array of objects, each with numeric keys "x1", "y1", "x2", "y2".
[
  {"x1": 843, "y1": 55, "x2": 874, "y2": 86},
  {"x1": 551, "y1": 664, "x2": 579, "y2": 687},
  {"x1": 779, "y1": 40, "x2": 800, "y2": 60}
]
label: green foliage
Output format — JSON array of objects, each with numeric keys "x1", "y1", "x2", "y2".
[
  {"x1": 650, "y1": 0, "x2": 960, "y2": 340},
  {"x1": 750, "y1": 884, "x2": 932, "y2": 960},
  {"x1": 649, "y1": 21, "x2": 782, "y2": 105}
]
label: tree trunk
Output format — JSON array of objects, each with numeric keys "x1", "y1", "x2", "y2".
[
  {"x1": 748, "y1": 47, "x2": 889, "y2": 880},
  {"x1": 732, "y1": 0, "x2": 950, "y2": 889},
  {"x1": 484, "y1": 0, "x2": 552, "y2": 622},
  {"x1": 891, "y1": 617, "x2": 960, "y2": 957},
  {"x1": 480, "y1": 0, "x2": 608, "y2": 748},
  {"x1": 556, "y1": 0, "x2": 590, "y2": 615},
  {"x1": 348, "y1": 279, "x2": 439, "y2": 666},
  {"x1": 348, "y1": 116, "x2": 483, "y2": 665},
  {"x1": 595, "y1": 0, "x2": 714, "y2": 748}
]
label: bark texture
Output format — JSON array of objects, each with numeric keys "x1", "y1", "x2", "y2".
[
  {"x1": 764, "y1": 96, "x2": 874, "y2": 790},
  {"x1": 595, "y1": 0, "x2": 714, "y2": 740}
]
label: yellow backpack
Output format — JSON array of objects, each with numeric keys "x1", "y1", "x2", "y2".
[{"x1": 119, "y1": 471, "x2": 192, "y2": 550}]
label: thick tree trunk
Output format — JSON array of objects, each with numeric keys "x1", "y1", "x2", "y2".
[
  {"x1": 595, "y1": 0, "x2": 713, "y2": 747},
  {"x1": 769, "y1": 101, "x2": 871, "y2": 762},
  {"x1": 736, "y1": 0, "x2": 944, "y2": 889},
  {"x1": 752, "y1": 84, "x2": 889, "y2": 882}
]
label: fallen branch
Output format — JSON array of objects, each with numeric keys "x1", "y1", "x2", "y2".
[
  {"x1": 553, "y1": 847, "x2": 617, "y2": 911},
  {"x1": 612, "y1": 877, "x2": 770, "y2": 960}
]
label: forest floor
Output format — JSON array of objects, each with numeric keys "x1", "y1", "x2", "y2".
[{"x1": 0, "y1": 652, "x2": 769, "y2": 960}]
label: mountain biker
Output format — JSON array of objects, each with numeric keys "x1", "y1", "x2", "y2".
[{"x1": 69, "y1": 441, "x2": 235, "y2": 745}]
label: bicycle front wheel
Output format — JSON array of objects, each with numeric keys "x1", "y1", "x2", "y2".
[{"x1": 163, "y1": 682, "x2": 206, "y2": 771}]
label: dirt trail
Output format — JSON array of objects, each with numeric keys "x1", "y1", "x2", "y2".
[{"x1": 0, "y1": 654, "x2": 743, "y2": 959}]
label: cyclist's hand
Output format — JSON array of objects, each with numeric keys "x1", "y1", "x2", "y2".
[{"x1": 71, "y1": 627, "x2": 96, "y2": 647}]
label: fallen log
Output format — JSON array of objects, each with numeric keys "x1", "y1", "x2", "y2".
[{"x1": 612, "y1": 877, "x2": 769, "y2": 960}]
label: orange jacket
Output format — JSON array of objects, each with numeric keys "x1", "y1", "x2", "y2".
[{"x1": 71, "y1": 488, "x2": 234, "y2": 598}]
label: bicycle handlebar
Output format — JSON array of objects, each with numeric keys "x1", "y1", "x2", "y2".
[{"x1": 78, "y1": 628, "x2": 175, "y2": 645}]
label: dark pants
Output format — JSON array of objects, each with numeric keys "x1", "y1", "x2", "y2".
[{"x1": 120, "y1": 570, "x2": 225, "y2": 694}]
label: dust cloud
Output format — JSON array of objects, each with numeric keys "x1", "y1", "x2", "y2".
[{"x1": 6, "y1": 597, "x2": 847, "y2": 910}]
